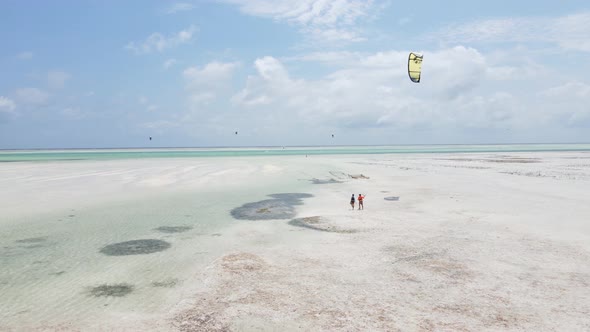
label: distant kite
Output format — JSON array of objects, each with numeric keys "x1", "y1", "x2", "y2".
[
  {"x1": 408, "y1": 52, "x2": 423, "y2": 83},
  {"x1": 235, "y1": 131, "x2": 238, "y2": 135},
  {"x1": 149, "y1": 137, "x2": 152, "y2": 141},
  {"x1": 331, "y1": 134, "x2": 334, "y2": 138}
]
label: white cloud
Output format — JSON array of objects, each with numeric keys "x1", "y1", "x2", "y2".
[
  {"x1": 47, "y1": 70, "x2": 71, "y2": 89},
  {"x1": 539, "y1": 81, "x2": 590, "y2": 127},
  {"x1": 16, "y1": 52, "x2": 33, "y2": 60},
  {"x1": 230, "y1": 47, "x2": 587, "y2": 134},
  {"x1": 139, "y1": 120, "x2": 180, "y2": 130},
  {"x1": 431, "y1": 12, "x2": 590, "y2": 52},
  {"x1": 285, "y1": 51, "x2": 363, "y2": 65},
  {"x1": 398, "y1": 17, "x2": 411, "y2": 26},
  {"x1": 220, "y1": 0, "x2": 376, "y2": 44},
  {"x1": 0, "y1": 97, "x2": 16, "y2": 113},
  {"x1": 61, "y1": 107, "x2": 87, "y2": 119},
  {"x1": 183, "y1": 61, "x2": 240, "y2": 105},
  {"x1": 137, "y1": 96, "x2": 159, "y2": 112},
  {"x1": 15, "y1": 88, "x2": 50, "y2": 105},
  {"x1": 541, "y1": 81, "x2": 590, "y2": 99},
  {"x1": 0, "y1": 96, "x2": 17, "y2": 122},
  {"x1": 166, "y1": 2, "x2": 195, "y2": 14},
  {"x1": 126, "y1": 25, "x2": 197, "y2": 54},
  {"x1": 163, "y1": 58, "x2": 178, "y2": 69}
]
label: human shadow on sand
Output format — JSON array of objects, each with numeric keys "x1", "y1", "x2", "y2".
[{"x1": 230, "y1": 193, "x2": 313, "y2": 220}]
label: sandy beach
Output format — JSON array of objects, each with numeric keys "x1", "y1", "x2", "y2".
[{"x1": 1, "y1": 151, "x2": 590, "y2": 331}]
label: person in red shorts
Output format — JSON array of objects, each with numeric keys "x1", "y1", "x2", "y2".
[{"x1": 358, "y1": 194, "x2": 365, "y2": 210}]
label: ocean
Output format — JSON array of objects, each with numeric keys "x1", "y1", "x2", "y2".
[{"x1": 2, "y1": 143, "x2": 590, "y2": 162}]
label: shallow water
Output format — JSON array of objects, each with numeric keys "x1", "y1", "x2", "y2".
[
  {"x1": 2, "y1": 144, "x2": 590, "y2": 162},
  {"x1": 0, "y1": 176, "x2": 310, "y2": 328}
]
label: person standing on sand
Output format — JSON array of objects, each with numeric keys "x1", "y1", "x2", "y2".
[
  {"x1": 350, "y1": 194, "x2": 355, "y2": 210},
  {"x1": 358, "y1": 194, "x2": 364, "y2": 210}
]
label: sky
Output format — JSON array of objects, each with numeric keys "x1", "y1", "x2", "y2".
[{"x1": 1, "y1": 0, "x2": 590, "y2": 148}]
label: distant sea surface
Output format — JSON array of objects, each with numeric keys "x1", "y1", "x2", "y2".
[{"x1": 2, "y1": 144, "x2": 590, "y2": 162}]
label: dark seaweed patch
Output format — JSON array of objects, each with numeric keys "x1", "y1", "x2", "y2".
[
  {"x1": 267, "y1": 193, "x2": 313, "y2": 200},
  {"x1": 23, "y1": 244, "x2": 45, "y2": 249},
  {"x1": 231, "y1": 193, "x2": 313, "y2": 220},
  {"x1": 154, "y1": 226, "x2": 192, "y2": 233},
  {"x1": 151, "y1": 278, "x2": 178, "y2": 288},
  {"x1": 310, "y1": 178, "x2": 342, "y2": 184},
  {"x1": 289, "y1": 216, "x2": 357, "y2": 233},
  {"x1": 15, "y1": 237, "x2": 47, "y2": 244},
  {"x1": 89, "y1": 283, "x2": 134, "y2": 297},
  {"x1": 100, "y1": 239, "x2": 171, "y2": 256},
  {"x1": 384, "y1": 196, "x2": 400, "y2": 201}
]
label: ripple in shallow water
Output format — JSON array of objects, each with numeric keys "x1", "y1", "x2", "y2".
[
  {"x1": 384, "y1": 196, "x2": 400, "y2": 201},
  {"x1": 231, "y1": 193, "x2": 313, "y2": 220},
  {"x1": 154, "y1": 226, "x2": 192, "y2": 233},
  {"x1": 99, "y1": 239, "x2": 171, "y2": 256},
  {"x1": 15, "y1": 237, "x2": 47, "y2": 244},
  {"x1": 89, "y1": 283, "x2": 134, "y2": 297}
]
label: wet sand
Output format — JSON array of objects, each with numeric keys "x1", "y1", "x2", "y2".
[{"x1": 1, "y1": 152, "x2": 590, "y2": 331}]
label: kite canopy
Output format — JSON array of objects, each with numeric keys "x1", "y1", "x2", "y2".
[{"x1": 408, "y1": 52, "x2": 423, "y2": 83}]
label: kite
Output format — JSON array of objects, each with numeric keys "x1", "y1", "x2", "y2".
[{"x1": 408, "y1": 52, "x2": 423, "y2": 83}]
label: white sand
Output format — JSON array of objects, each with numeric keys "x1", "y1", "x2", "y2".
[{"x1": 1, "y1": 152, "x2": 590, "y2": 331}]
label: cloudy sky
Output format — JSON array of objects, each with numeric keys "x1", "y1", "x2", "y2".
[{"x1": 1, "y1": 0, "x2": 589, "y2": 148}]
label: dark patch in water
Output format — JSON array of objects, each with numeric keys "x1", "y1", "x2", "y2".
[
  {"x1": 68, "y1": 215, "x2": 75, "y2": 218},
  {"x1": 49, "y1": 271, "x2": 66, "y2": 276},
  {"x1": 211, "y1": 233, "x2": 222, "y2": 237},
  {"x1": 23, "y1": 244, "x2": 45, "y2": 249},
  {"x1": 310, "y1": 178, "x2": 342, "y2": 184},
  {"x1": 151, "y1": 278, "x2": 178, "y2": 288},
  {"x1": 231, "y1": 193, "x2": 313, "y2": 220},
  {"x1": 100, "y1": 239, "x2": 171, "y2": 256},
  {"x1": 89, "y1": 283, "x2": 134, "y2": 297},
  {"x1": 384, "y1": 196, "x2": 400, "y2": 201},
  {"x1": 289, "y1": 216, "x2": 357, "y2": 233},
  {"x1": 15, "y1": 237, "x2": 47, "y2": 244},
  {"x1": 154, "y1": 226, "x2": 192, "y2": 233},
  {"x1": 268, "y1": 193, "x2": 313, "y2": 201}
]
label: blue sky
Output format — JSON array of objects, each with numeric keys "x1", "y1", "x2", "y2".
[{"x1": 1, "y1": 0, "x2": 590, "y2": 148}]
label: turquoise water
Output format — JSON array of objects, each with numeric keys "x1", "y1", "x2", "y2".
[
  {"x1": 0, "y1": 167, "x2": 310, "y2": 329},
  {"x1": 2, "y1": 144, "x2": 590, "y2": 162}
]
